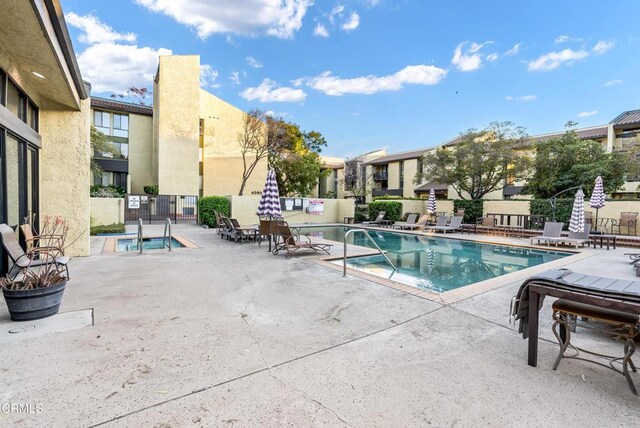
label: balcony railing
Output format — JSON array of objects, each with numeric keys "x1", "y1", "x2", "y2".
[
  {"x1": 372, "y1": 188, "x2": 403, "y2": 197},
  {"x1": 373, "y1": 172, "x2": 388, "y2": 181}
]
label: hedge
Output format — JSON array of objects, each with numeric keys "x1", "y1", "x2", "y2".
[
  {"x1": 453, "y1": 199, "x2": 484, "y2": 224},
  {"x1": 90, "y1": 223, "x2": 125, "y2": 235},
  {"x1": 198, "y1": 196, "x2": 230, "y2": 227},
  {"x1": 530, "y1": 198, "x2": 572, "y2": 227},
  {"x1": 368, "y1": 201, "x2": 402, "y2": 222},
  {"x1": 354, "y1": 205, "x2": 368, "y2": 222},
  {"x1": 144, "y1": 184, "x2": 159, "y2": 195}
]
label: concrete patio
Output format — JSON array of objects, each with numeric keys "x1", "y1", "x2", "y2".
[{"x1": 1, "y1": 224, "x2": 639, "y2": 427}]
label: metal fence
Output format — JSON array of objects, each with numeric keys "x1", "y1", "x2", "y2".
[{"x1": 124, "y1": 194, "x2": 198, "y2": 224}]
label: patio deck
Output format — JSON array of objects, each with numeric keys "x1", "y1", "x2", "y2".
[{"x1": 0, "y1": 224, "x2": 638, "y2": 426}]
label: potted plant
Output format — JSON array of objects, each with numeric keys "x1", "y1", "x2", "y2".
[{"x1": 1, "y1": 216, "x2": 71, "y2": 321}]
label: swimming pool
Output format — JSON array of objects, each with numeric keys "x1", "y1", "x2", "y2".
[
  {"x1": 299, "y1": 226, "x2": 573, "y2": 292},
  {"x1": 116, "y1": 237, "x2": 184, "y2": 252}
]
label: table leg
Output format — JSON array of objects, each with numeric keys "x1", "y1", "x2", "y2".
[
  {"x1": 528, "y1": 288, "x2": 540, "y2": 367},
  {"x1": 613, "y1": 237, "x2": 617, "y2": 249},
  {"x1": 606, "y1": 237, "x2": 610, "y2": 251}
]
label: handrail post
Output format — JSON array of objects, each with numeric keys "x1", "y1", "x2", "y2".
[
  {"x1": 137, "y1": 218, "x2": 143, "y2": 254},
  {"x1": 343, "y1": 228, "x2": 397, "y2": 277}
]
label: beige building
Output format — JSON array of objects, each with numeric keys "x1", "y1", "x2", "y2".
[
  {"x1": 1, "y1": 0, "x2": 91, "y2": 259},
  {"x1": 91, "y1": 55, "x2": 267, "y2": 199}
]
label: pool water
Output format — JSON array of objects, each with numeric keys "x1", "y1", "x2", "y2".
[
  {"x1": 299, "y1": 226, "x2": 572, "y2": 292},
  {"x1": 116, "y1": 237, "x2": 184, "y2": 252}
]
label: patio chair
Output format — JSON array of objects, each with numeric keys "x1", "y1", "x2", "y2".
[
  {"x1": 272, "y1": 221, "x2": 333, "y2": 259},
  {"x1": 530, "y1": 222, "x2": 564, "y2": 246},
  {"x1": 554, "y1": 224, "x2": 592, "y2": 249},
  {"x1": 426, "y1": 216, "x2": 463, "y2": 233},
  {"x1": 221, "y1": 217, "x2": 257, "y2": 243},
  {"x1": 391, "y1": 213, "x2": 418, "y2": 229},
  {"x1": 213, "y1": 211, "x2": 226, "y2": 235},
  {"x1": 424, "y1": 215, "x2": 449, "y2": 232},
  {"x1": 455, "y1": 208, "x2": 465, "y2": 217},
  {"x1": 362, "y1": 211, "x2": 386, "y2": 226},
  {"x1": 0, "y1": 224, "x2": 69, "y2": 280},
  {"x1": 477, "y1": 216, "x2": 497, "y2": 229},
  {"x1": 613, "y1": 212, "x2": 638, "y2": 236},
  {"x1": 20, "y1": 223, "x2": 65, "y2": 256}
]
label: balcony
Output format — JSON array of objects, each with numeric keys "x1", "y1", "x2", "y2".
[
  {"x1": 372, "y1": 188, "x2": 403, "y2": 197},
  {"x1": 373, "y1": 172, "x2": 388, "y2": 181}
]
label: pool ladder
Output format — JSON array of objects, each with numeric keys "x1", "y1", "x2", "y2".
[
  {"x1": 136, "y1": 218, "x2": 143, "y2": 254},
  {"x1": 343, "y1": 229, "x2": 397, "y2": 277},
  {"x1": 162, "y1": 218, "x2": 172, "y2": 252}
]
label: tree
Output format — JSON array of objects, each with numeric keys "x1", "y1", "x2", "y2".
[
  {"x1": 523, "y1": 122, "x2": 628, "y2": 198},
  {"x1": 90, "y1": 125, "x2": 118, "y2": 176},
  {"x1": 341, "y1": 155, "x2": 371, "y2": 202},
  {"x1": 268, "y1": 121, "x2": 330, "y2": 196},
  {"x1": 111, "y1": 86, "x2": 152, "y2": 105},
  {"x1": 238, "y1": 109, "x2": 268, "y2": 196},
  {"x1": 416, "y1": 122, "x2": 531, "y2": 199}
]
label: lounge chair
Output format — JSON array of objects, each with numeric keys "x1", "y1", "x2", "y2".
[
  {"x1": 272, "y1": 221, "x2": 333, "y2": 259},
  {"x1": 221, "y1": 217, "x2": 257, "y2": 243},
  {"x1": 20, "y1": 223, "x2": 65, "y2": 256},
  {"x1": 213, "y1": 211, "x2": 227, "y2": 235},
  {"x1": 426, "y1": 216, "x2": 463, "y2": 233},
  {"x1": 530, "y1": 222, "x2": 564, "y2": 246},
  {"x1": 424, "y1": 215, "x2": 449, "y2": 232},
  {"x1": 399, "y1": 214, "x2": 431, "y2": 230},
  {"x1": 392, "y1": 213, "x2": 418, "y2": 229},
  {"x1": 362, "y1": 211, "x2": 386, "y2": 226},
  {"x1": 553, "y1": 224, "x2": 592, "y2": 248},
  {"x1": 0, "y1": 224, "x2": 69, "y2": 280}
]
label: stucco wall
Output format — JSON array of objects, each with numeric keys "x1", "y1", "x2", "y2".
[
  {"x1": 387, "y1": 162, "x2": 400, "y2": 189},
  {"x1": 91, "y1": 197, "x2": 124, "y2": 225},
  {"x1": 403, "y1": 159, "x2": 418, "y2": 198},
  {"x1": 39, "y1": 98, "x2": 91, "y2": 256},
  {"x1": 204, "y1": 157, "x2": 267, "y2": 196},
  {"x1": 397, "y1": 199, "x2": 454, "y2": 216},
  {"x1": 229, "y1": 196, "x2": 355, "y2": 225},
  {"x1": 155, "y1": 55, "x2": 200, "y2": 196},
  {"x1": 128, "y1": 113, "x2": 154, "y2": 193}
]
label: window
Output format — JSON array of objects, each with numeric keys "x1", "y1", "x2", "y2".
[
  {"x1": 113, "y1": 114, "x2": 128, "y2": 138},
  {"x1": 399, "y1": 161, "x2": 404, "y2": 189},
  {"x1": 95, "y1": 141, "x2": 128, "y2": 159},
  {"x1": 28, "y1": 101, "x2": 38, "y2": 131},
  {"x1": 6, "y1": 79, "x2": 21, "y2": 118},
  {"x1": 113, "y1": 172, "x2": 127, "y2": 188},
  {"x1": 94, "y1": 111, "x2": 110, "y2": 135}
]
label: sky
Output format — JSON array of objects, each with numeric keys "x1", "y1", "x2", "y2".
[{"x1": 61, "y1": 0, "x2": 640, "y2": 158}]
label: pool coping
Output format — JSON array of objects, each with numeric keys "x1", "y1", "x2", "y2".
[
  {"x1": 300, "y1": 224, "x2": 593, "y2": 304},
  {"x1": 101, "y1": 234, "x2": 199, "y2": 254}
]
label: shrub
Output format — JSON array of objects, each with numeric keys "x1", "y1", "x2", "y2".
[
  {"x1": 90, "y1": 223, "x2": 125, "y2": 235},
  {"x1": 144, "y1": 184, "x2": 159, "y2": 195},
  {"x1": 530, "y1": 198, "x2": 573, "y2": 227},
  {"x1": 368, "y1": 201, "x2": 402, "y2": 222},
  {"x1": 90, "y1": 185, "x2": 126, "y2": 198},
  {"x1": 198, "y1": 196, "x2": 230, "y2": 227},
  {"x1": 453, "y1": 199, "x2": 483, "y2": 224},
  {"x1": 354, "y1": 205, "x2": 368, "y2": 222}
]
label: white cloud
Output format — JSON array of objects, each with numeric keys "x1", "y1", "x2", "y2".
[
  {"x1": 230, "y1": 71, "x2": 241, "y2": 85},
  {"x1": 265, "y1": 110, "x2": 289, "y2": 118},
  {"x1": 604, "y1": 79, "x2": 623, "y2": 87},
  {"x1": 593, "y1": 40, "x2": 614, "y2": 55},
  {"x1": 342, "y1": 12, "x2": 360, "y2": 31},
  {"x1": 246, "y1": 56, "x2": 263, "y2": 68},
  {"x1": 305, "y1": 65, "x2": 447, "y2": 96},
  {"x1": 329, "y1": 5, "x2": 345, "y2": 24},
  {"x1": 578, "y1": 110, "x2": 598, "y2": 118},
  {"x1": 200, "y1": 64, "x2": 220, "y2": 88},
  {"x1": 505, "y1": 95, "x2": 537, "y2": 102},
  {"x1": 486, "y1": 53, "x2": 499, "y2": 62},
  {"x1": 77, "y1": 43, "x2": 171, "y2": 93},
  {"x1": 65, "y1": 12, "x2": 136, "y2": 44},
  {"x1": 452, "y1": 41, "x2": 492, "y2": 71},
  {"x1": 240, "y1": 79, "x2": 307, "y2": 102},
  {"x1": 527, "y1": 48, "x2": 589, "y2": 71},
  {"x1": 225, "y1": 36, "x2": 239, "y2": 46},
  {"x1": 314, "y1": 23, "x2": 329, "y2": 37},
  {"x1": 555, "y1": 35, "x2": 583, "y2": 44},
  {"x1": 504, "y1": 43, "x2": 522, "y2": 56},
  {"x1": 135, "y1": 0, "x2": 312, "y2": 39}
]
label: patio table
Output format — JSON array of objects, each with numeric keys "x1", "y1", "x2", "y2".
[
  {"x1": 589, "y1": 234, "x2": 617, "y2": 250},
  {"x1": 525, "y1": 271, "x2": 640, "y2": 367}
]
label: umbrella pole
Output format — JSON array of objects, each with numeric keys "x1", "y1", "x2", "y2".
[{"x1": 594, "y1": 208, "x2": 599, "y2": 232}]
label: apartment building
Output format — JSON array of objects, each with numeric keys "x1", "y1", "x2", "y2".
[
  {"x1": 91, "y1": 55, "x2": 267, "y2": 198},
  {"x1": 1, "y1": 0, "x2": 91, "y2": 259}
]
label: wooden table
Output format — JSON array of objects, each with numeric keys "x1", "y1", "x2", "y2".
[
  {"x1": 589, "y1": 234, "x2": 617, "y2": 250},
  {"x1": 526, "y1": 273, "x2": 640, "y2": 367}
]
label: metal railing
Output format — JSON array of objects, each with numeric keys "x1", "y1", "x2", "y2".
[
  {"x1": 163, "y1": 218, "x2": 172, "y2": 252},
  {"x1": 343, "y1": 229, "x2": 397, "y2": 277},
  {"x1": 136, "y1": 218, "x2": 143, "y2": 254}
]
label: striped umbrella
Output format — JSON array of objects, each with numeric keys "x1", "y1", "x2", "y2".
[
  {"x1": 256, "y1": 169, "x2": 282, "y2": 218},
  {"x1": 568, "y1": 189, "x2": 585, "y2": 233},
  {"x1": 427, "y1": 189, "x2": 437, "y2": 214},
  {"x1": 589, "y1": 176, "x2": 605, "y2": 231}
]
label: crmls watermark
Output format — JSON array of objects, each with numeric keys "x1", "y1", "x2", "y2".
[{"x1": 1, "y1": 403, "x2": 43, "y2": 414}]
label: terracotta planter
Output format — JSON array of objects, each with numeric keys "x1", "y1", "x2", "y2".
[{"x1": 2, "y1": 281, "x2": 67, "y2": 321}]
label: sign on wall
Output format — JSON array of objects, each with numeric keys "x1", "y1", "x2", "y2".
[
  {"x1": 308, "y1": 199, "x2": 324, "y2": 215},
  {"x1": 128, "y1": 195, "x2": 140, "y2": 209}
]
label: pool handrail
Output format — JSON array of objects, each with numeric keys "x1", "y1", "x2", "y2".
[
  {"x1": 137, "y1": 218, "x2": 143, "y2": 254},
  {"x1": 163, "y1": 218, "x2": 172, "y2": 252},
  {"x1": 343, "y1": 228, "x2": 397, "y2": 277}
]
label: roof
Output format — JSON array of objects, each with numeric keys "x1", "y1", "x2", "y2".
[
  {"x1": 611, "y1": 109, "x2": 640, "y2": 127},
  {"x1": 91, "y1": 97, "x2": 153, "y2": 116},
  {"x1": 366, "y1": 148, "x2": 432, "y2": 165},
  {"x1": 415, "y1": 181, "x2": 449, "y2": 192}
]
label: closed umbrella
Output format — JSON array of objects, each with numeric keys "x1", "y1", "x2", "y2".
[
  {"x1": 568, "y1": 189, "x2": 585, "y2": 233},
  {"x1": 589, "y1": 176, "x2": 606, "y2": 232},
  {"x1": 256, "y1": 169, "x2": 282, "y2": 251},
  {"x1": 427, "y1": 189, "x2": 437, "y2": 215}
]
